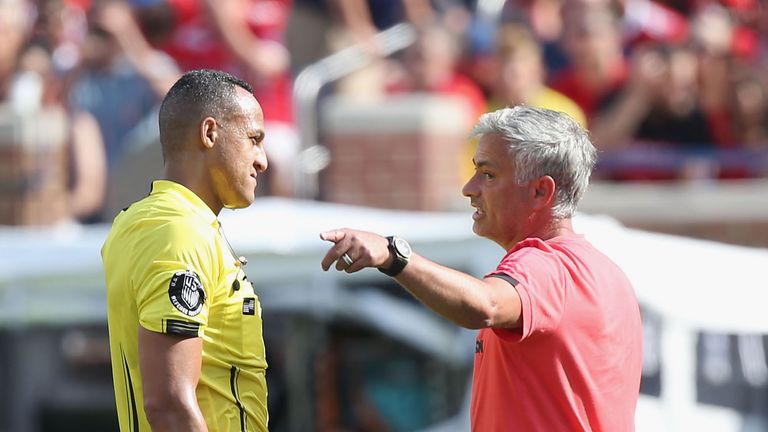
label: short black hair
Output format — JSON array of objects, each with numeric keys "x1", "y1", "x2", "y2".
[{"x1": 158, "y1": 69, "x2": 253, "y2": 159}]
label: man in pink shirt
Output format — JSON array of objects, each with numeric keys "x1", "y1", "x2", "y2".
[{"x1": 320, "y1": 105, "x2": 642, "y2": 431}]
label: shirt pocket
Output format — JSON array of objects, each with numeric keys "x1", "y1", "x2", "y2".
[{"x1": 221, "y1": 270, "x2": 267, "y2": 367}]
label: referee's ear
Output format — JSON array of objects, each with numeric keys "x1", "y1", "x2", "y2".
[{"x1": 200, "y1": 116, "x2": 218, "y2": 150}]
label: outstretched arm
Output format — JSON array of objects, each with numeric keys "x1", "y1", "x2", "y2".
[{"x1": 320, "y1": 229, "x2": 522, "y2": 329}]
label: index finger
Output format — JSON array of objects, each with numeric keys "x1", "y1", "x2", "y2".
[{"x1": 319, "y1": 229, "x2": 346, "y2": 243}]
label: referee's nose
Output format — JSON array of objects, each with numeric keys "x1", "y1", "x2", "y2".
[{"x1": 254, "y1": 145, "x2": 268, "y2": 173}]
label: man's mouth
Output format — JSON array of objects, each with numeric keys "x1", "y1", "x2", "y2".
[{"x1": 471, "y1": 203, "x2": 485, "y2": 219}]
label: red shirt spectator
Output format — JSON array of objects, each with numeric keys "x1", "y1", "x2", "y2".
[
  {"x1": 550, "y1": 60, "x2": 629, "y2": 120},
  {"x1": 550, "y1": 4, "x2": 629, "y2": 122},
  {"x1": 386, "y1": 24, "x2": 486, "y2": 122},
  {"x1": 159, "y1": 0, "x2": 293, "y2": 123}
]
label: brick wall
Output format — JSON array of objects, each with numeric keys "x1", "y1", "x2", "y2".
[{"x1": 321, "y1": 95, "x2": 472, "y2": 211}]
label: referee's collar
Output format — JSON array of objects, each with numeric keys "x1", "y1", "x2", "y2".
[{"x1": 150, "y1": 180, "x2": 218, "y2": 227}]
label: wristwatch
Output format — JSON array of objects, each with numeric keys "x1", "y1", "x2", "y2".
[{"x1": 378, "y1": 236, "x2": 412, "y2": 277}]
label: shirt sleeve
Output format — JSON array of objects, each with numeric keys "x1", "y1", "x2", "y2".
[
  {"x1": 486, "y1": 242, "x2": 567, "y2": 342},
  {"x1": 133, "y1": 223, "x2": 217, "y2": 337}
]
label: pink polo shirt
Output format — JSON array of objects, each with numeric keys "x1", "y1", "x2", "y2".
[{"x1": 471, "y1": 235, "x2": 642, "y2": 431}]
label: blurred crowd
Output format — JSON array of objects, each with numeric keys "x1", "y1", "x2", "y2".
[{"x1": 1, "y1": 0, "x2": 767, "y2": 226}]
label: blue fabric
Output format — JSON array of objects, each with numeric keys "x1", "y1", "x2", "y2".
[{"x1": 68, "y1": 58, "x2": 159, "y2": 169}]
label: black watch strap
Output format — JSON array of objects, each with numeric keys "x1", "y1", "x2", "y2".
[{"x1": 378, "y1": 236, "x2": 410, "y2": 277}]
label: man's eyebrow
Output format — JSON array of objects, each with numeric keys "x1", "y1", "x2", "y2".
[{"x1": 474, "y1": 160, "x2": 492, "y2": 168}]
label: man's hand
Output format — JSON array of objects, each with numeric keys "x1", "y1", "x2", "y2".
[
  {"x1": 627, "y1": 45, "x2": 667, "y2": 101},
  {"x1": 93, "y1": 1, "x2": 138, "y2": 39},
  {"x1": 319, "y1": 229, "x2": 392, "y2": 273},
  {"x1": 246, "y1": 40, "x2": 290, "y2": 81}
]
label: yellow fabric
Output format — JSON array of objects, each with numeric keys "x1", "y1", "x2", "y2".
[
  {"x1": 527, "y1": 87, "x2": 587, "y2": 127},
  {"x1": 103, "y1": 180, "x2": 268, "y2": 432},
  {"x1": 461, "y1": 87, "x2": 588, "y2": 182}
]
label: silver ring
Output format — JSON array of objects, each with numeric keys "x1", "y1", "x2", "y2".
[{"x1": 341, "y1": 253, "x2": 354, "y2": 266}]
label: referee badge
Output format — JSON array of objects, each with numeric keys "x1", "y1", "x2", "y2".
[
  {"x1": 242, "y1": 297, "x2": 256, "y2": 315},
  {"x1": 168, "y1": 270, "x2": 206, "y2": 317}
]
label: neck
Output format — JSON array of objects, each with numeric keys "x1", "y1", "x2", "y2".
[
  {"x1": 503, "y1": 216, "x2": 575, "y2": 250},
  {"x1": 540, "y1": 217, "x2": 575, "y2": 239},
  {"x1": 164, "y1": 162, "x2": 222, "y2": 215}
]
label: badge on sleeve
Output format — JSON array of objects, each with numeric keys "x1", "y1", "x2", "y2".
[{"x1": 168, "y1": 270, "x2": 206, "y2": 317}]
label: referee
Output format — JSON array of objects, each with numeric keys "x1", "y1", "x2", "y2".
[{"x1": 102, "y1": 70, "x2": 269, "y2": 431}]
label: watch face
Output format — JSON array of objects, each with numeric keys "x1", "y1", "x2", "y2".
[{"x1": 394, "y1": 237, "x2": 412, "y2": 257}]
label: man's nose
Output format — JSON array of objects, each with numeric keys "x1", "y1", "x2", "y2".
[
  {"x1": 462, "y1": 175, "x2": 477, "y2": 197},
  {"x1": 254, "y1": 150, "x2": 268, "y2": 173}
]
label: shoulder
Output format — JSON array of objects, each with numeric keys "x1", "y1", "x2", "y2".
[
  {"x1": 496, "y1": 236, "x2": 596, "y2": 272},
  {"x1": 113, "y1": 199, "x2": 218, "y2": 258},
  {"x1": 491, "y1": 238, "x2": 559, "y2": 279},
  {"x1": 501, "y1": 238, "x2": 553, "y2": 262}
]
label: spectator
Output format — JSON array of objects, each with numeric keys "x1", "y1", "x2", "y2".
[
  {"x1": 490, "y1": 23, "x2": 586, "y2": 126},
  {"x1": 499, "y1": 0, "x2": 571, "y2": 74},
  {"x1": 692, "y1": 3, "x2": 738, "y2": 148},
  {"x1": 550, "y1": 3, "x2": 628, "y2": 121},
  {"x1": 703, "y1": 65, "x2": 768, "y2": 178},
  {"x1": 29, "y1": 0, "x2": 88, "y2": 74},
  {"x1": 590, "y1": 43, "x2": 716, "y2": 151},
  {"x1": 386, "y1": 23, "x2": 486, "y2": 123},
  {"x1": 66, "y1": 0, "x2": 180, "y2": 172},
  {"x1": 0, "y1": 0, "x2": 106, "y2": 225},
  {"x1": 730, "y1": 69, "x2": 768, "y2": 149}
]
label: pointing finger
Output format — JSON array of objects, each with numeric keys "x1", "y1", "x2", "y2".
[{"x1": 320, "y1": 230, "x2": 346, "y2": 244}]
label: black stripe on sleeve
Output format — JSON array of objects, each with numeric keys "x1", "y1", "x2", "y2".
[
  {"x1": 489, "y1": 274, "x2": 520, "y2": 287},
  {"x1": 165, "y1": 319, "x2": 200, "y2": 337},
  {"x1": 122, "y1": 348, "x2": 139, "y2": 432}
]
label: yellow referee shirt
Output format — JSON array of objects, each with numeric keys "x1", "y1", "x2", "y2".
[{"x1": 102, "y1": 180, "x2": 268, "y2": 431}]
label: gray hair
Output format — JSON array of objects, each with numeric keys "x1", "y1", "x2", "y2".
[{"x1": 470, "y1": 106, "x2": 597, "y2": 218}]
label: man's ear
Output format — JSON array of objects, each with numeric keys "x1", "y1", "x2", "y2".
[
  {"x1": 531, "y1": 175, "x2": 556, "y2": 211},
  {"x1": 200, "y1": 117, "x2": 218, "y2": 149}
]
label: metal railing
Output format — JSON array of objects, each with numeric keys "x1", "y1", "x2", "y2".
[{"x1": 292, "y1": 23, "x2": 417, "y2": 199}]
